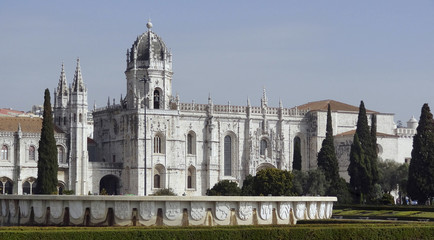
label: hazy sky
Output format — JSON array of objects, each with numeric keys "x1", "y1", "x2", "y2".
[{"x1": 1, "y1": 1, "x2": 434, "y2": 122}]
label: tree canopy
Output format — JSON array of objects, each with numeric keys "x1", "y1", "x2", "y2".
[
  {"x1": 35, "y1": 89, "x2": 58, "y2": 194},
  {"x1": 241, "y1": 168, "x2": 293, "y2": 196},
  {"x1": 206, "y1": 180, "x2": 241, "y2": 196}
]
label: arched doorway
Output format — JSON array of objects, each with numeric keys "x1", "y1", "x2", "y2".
[
  {"x1": 99, "y1": 175, "x2": 120, "y2": 195},
  {"x1": 293, "y1": 136, "x2": 302, "y2": 171}
]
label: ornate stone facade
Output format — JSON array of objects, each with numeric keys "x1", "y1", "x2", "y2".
[{"x1": 0, "y1": 20, "x2": 415, "y2": 197}]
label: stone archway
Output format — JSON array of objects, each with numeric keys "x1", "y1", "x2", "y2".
[{"x1": 99, "y1": 175, "x2": 120, "y2": 195}]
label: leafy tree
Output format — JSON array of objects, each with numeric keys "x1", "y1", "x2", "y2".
[
  {"x1": 35, "y1": 89, "x2": 58, "y2": 194},
  {"x1": 242, "y1": 168, "x2": 293, "y2": 196},
  {"x1": 304, "y1": 169, "x2": 330, "y2": 196},
  {"x1": 291, "y1": 169, "x2": 332, "y2": 196},
  {"x1": 408, "y1": 103, "x2": 434, "y2": 203},
  {"x1": 293, "y1": 137, "x2": 302, "y2": 170},
  {"x1": 206, "y1": 180, "x2": 241, "y2": 196},
  {"x1": 254, "y1": 168, "x2": 293, "y2": 196},
  {"x1": 317, "y1": 104, "x2": 340, "y2": 183},
  {"x1": 291, "y1": 170, "x2": 308, "y2": 196},
  {"x1": 241, "y1": 174, "x2": 255, "y2": 196},
  {"x1": 151, "y1": 188, "x2": 176, "y2": 196},
  {"x1": 378, "y1": 159, "x2": 405, "y2": 194},
  {"x1": 348, "y1": 133, "x2": 371, "y2": 203}
]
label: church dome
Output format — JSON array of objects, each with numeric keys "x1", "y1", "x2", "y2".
[{"x1": 128, "y1": 20, "x2": 170, "y2": 62}]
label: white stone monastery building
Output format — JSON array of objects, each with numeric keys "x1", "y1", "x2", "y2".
[{"x1": 0, "y1": 21, "x2": 416, "y2": 196}]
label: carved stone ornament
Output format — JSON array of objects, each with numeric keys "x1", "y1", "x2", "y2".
[
  {"x1": 91, "y1": 201, "x2": 106, "y2": 220},
  {"x1": 0, "y1": 200, "x2": 5, "y2": 217},
  {"x1": 165, "y1": 201, "x2": 181, "y2": 220},
  {"x1": 326, "y1": 202, "x2": 333, "y2": 218},
  {"x1": 33, "y1": 200, "x2": 45, "y2": 219},
  {"x1": 68, "y1": 201, "x2": 84, "y2": 220},
  {"x1": 115, "y1": 201, "x2": 131, "y2": 220},
  {"x1": 215, "y1": 202, "x2": 230, "y2": 221},
  {"x1": 8, "y1": 200, "x2": 16, "y2": 217},
  {"x1": 295, "y1": 202, "x2": 306, "y2": 220},
  {"x1": 260, "y1": 202, "x2": 272, "y2": 220},
  {"x1": 50, "y1": 201, "x2": 63, "y2": 219},
  {"x1": 238, "y1": 202, "x2": 252, "y2": 220},
  {"x1": 278, "y1": 202, "x2": 292, "y2": 220},
  {"x1": 190, "y1": 202, "x2": 206, "y2": 221},
  {"x1": 19, "y1": 200, "x2": 30, "y2": 218},
  {"x1": 308, "y1": 202, "x2": 317, "y2": 219},
  {"x1": 318, "y1": 202, "x2": 326, "y2": 219},
  {"x1": 139, "y1": 201, "x2": 155, "y2": 220}
]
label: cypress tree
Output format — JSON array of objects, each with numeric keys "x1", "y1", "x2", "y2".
[
  {"x1": 317, "y1": 104, "x2": 339, "y2": 183},
  {"x1": 408, "y1": 103, "x2": 434, "y2": 203},
  {"x1": 348, "y1": 133, "x2": 370, "y2": 202},
  {"x1": 35, "y1": 89, "x2": 58, "y2": 194},
  {"x1": 370, "y1": 114, "x2": 379, "y2": 185}
]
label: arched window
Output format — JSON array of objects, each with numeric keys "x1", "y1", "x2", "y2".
[
  {"x1": 154, "y1": 135, "x2": 162, "y2": 153},
  {"x1": 154, "y1": 164, "x2": 166, "y2": 189},
  {"x1": 79, "y1": 113, "x2": 83, "y2": 123},
  {"x1": 187, "y1": 132, "x2": 196, "y2": 155},
  {"x1": 293, "y1": 136, "x2": 302, "y2": 171},
  {"x1": 22, "y1": 177, "x2": 36, "y2": 195},
  {"x1": 63, "y1": 116, "x2": 67, "y2": 125},
  {"x1": 0, "y1": 178, "x2": 13, "y2": 194},
  {"x1": 1, "y1": 145, "x2": 8, "y2": 160},
  {"x1": 57, "y1": 146, "x2": 64, "y2": 163},
  {"x1": 224, "y1": 135, "x2": 232, "y2": 176},
  {"x1": 187, "y1": 166, "x2": 196, "y2": 189},
  {"x1": 260, "y1": 139, "x2": 268, "y2": 156},
  {"x1": 154, "y1": 90, "x2": 160, "y2": 109},
  {"x1": 29, "y1": 146, "x2": 36, "y2": 161}
]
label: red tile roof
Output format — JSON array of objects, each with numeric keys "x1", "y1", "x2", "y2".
[
  {"x1": 297, "y1": 100, "x2": 377, "y2": 113},
  {"x1": 0, "y1": 116, "x2": 63, "y2": 133}
]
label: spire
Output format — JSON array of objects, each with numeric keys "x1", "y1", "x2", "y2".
[
  {"x1": 247, "y1": 97, "x2": 251, "y2": 107},
  {"x1": 56, "y1": 62, "x2": 68, "y2": 96},
  {"x1": 208, "y1": 93, "x2": 213, "y2": 105},
  {"x1": 279, "y1": 99, "x2": 283, "y2": 108},
  {"x1": 261, "y1": 87, "x2": 268, "y2": 107},
  {"x1": 72, "y1": 58, "x2": 84, "y2": 92}
]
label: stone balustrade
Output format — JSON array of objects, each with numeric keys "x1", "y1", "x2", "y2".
[{"x1": 0, "y1": 195, "x2": 336, "y2": 227}]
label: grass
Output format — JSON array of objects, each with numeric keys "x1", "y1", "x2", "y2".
[{"x1": 333, "y1": 208, "x2": 434, "y2": 219}]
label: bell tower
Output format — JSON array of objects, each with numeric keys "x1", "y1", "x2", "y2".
[
  {"x1": 125, "y1": 20, "x2": 173, "y2": 110},
  {"x1": 69, "y1": 58, "x2": 89, "y2": 195}
]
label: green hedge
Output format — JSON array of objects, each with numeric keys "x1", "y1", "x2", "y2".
[
  {"x1": 335, "y1": 204, "x2": 434, "y2": 212},
  {"x1": 0, "y1": 223, "x2": 433, "y2": 240}
]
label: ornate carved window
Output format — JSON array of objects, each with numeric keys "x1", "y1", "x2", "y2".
[
  {"x1": 187, "y1": 132, "x2": 196, "y2": 155},
  {"x1": 57, "y1": 146, "x2": 64, "y2": 163},
  {"x1": 29, "y1": 146, "x2": 36, "y2": 161},
  {"x1": 154, "y1": 135, "x2": 162, "y2": 153},
  {"x1": 1, "y1": 145, "x2": 8, "y2": 160},
  {"x1": 260, "y1": 139, "x2": 268, "y2": 156},
  {"x1": 224, "y1": 135, "x2": 232, "y2": 176},
  {"x1": 187, "y1": 166, "x2": 196, "y2": 189},
  {"x1": 154, "y1": 89, "x2": 160, "y2": 109}
]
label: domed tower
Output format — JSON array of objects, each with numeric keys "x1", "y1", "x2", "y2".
[
  {"x1": 407, "y1": 116, "x2": 418, "y2": 129},
  {"x1": 125, "y1": 20, "x2": 173, "y2": 110}
]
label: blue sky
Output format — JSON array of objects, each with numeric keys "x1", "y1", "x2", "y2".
[{"x1": 1, "y1": 1, "x2": 434, "y2": 122}]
